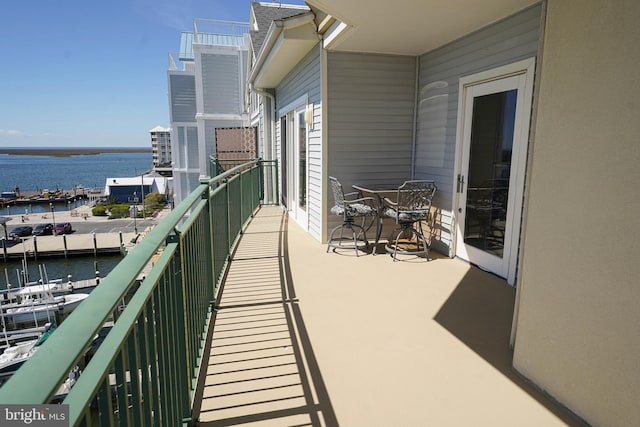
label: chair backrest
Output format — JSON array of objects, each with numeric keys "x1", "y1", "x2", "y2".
[
  {"x1": 329, "y1": 176, "x2": 346, "y2": 207},
  {"x1": 397, "y1": 180, "x2": 437, "y2": 212}
]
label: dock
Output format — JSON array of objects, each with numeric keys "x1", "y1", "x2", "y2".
[
  {"x1": 0, "y1": 232, "x2": 134, "y2": 261},
  {"x1": 0, "y1": 189, "x2": 92, "y2": 210}
]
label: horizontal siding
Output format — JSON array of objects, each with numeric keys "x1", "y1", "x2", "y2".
[
  {"x1": 327, "y1": 51, "x2": 416, "y2": 240},
  {"x1": 415, "y1": 3, "x2": 542, "y2": 254},
  {"x1": 327, "y1": 52, "x2": 415, "y2": 183},
  {"x1": 276, "y1": 46, "x2": 323, "y2": 240},
  {"x1": 169, "y1": 74, "x2": 197, "y2": 123}
]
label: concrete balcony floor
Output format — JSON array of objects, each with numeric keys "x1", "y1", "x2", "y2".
[{"x1": 193, "y1": 206, "x2": 587, "y2": 426}]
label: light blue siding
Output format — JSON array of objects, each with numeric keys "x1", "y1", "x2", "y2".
[
  {"x1": 326, "y1": 51, "x2": 417, "y2": 240},
  {"x1": 416, "y1": 3, "x2": 542, "y2": 254},
  {"x1": 276, "y1": 46, "x2": 322, "y2": 240}
]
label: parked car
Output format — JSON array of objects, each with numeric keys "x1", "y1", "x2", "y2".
[
  {"x1": 33, "y1": 223, "x2": 54, "y2": 236},
  {"x1": 53, "y1": 222, "x2": 72, "y2": 235},
  {"x1": 8, "y1": 225, "x2": 33, "y2": 241}
]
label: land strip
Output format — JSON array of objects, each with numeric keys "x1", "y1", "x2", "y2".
[{"x1": 0, "y1": 147, "x2": 151, "y2": 157}]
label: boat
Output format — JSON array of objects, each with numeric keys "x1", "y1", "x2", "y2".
[
  {"x1": 0, "y1": 285, "x2": 88, "y2": 328},
  {"x1": 2, "y1": 261, "x2": 75, "y2": 305},
  {"x1": 1, "y1": 279, "x2": 74, "y2": 304},
  {"x1": 0, "y1": 324, "x2": 55, "y2": 386}
]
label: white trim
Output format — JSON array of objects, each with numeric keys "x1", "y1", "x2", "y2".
[
  {"x1": 279, "y1": 95, "x2": 310, "y2": 230},
  {"x1": 320, "y1": 46, "x2": 329, "y2": 243},
  {"x1": 452, "y1": 57, "x2": 536, "y2": 285},
  {"x1": 278, "y1": 94, "x2": 309, "y2": 118},
  {"x1": 323, "y1": 21, "x2": 350, "y2": 50}
]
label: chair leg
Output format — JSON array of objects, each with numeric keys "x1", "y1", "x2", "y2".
[
  {"x1": 385, "y1": 224, "x2": 429, "y2": 261},
  {"x1": 327, "y1": 222, "x2": 369, "y2": 256},
  {"x1": 327, "y1": 224, "x2": 343, "y2": 252}
]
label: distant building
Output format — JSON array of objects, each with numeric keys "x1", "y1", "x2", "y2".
[
  {"x1": 149, "y1": 126, "x2": 172, "y2": 176},
  {"x1": 167, "y1": 19, "x2": 250, "y2": 204},
  {"x1": 103, "y1": 174, "x2": 171, "y2": 204}
]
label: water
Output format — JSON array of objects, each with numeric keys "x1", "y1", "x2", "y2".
[
  {"x1": 0, "y1": 152, "x2": 151, "y2": 216},
  {"x1": 1, "y1": 256, "x2": 123, "y2": 290},
  {"x1": 0, "y1": 150, "x2": 152, "y2": 283}
]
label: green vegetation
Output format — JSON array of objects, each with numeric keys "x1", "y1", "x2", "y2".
[
  {"x1": 90, "y1": 192, "x2": 167, "y2": 219},
  {"x1": 92, "y1": 205, "x2": 107, "y2": 216},
  {"x1": 108, "y1": 204, "x2": 131, "y2": 219},
  {"x1": 144, "y1": 192, "x2": 166, "y2": 216}
]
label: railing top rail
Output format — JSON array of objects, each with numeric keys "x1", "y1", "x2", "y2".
[
  {"x1": 0, "y1": 159, "x2": 261, "y2": 404},
  {"x1": 206, "y1": 158, "x2": 260, "y2": 183}
]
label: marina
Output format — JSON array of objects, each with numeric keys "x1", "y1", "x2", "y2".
[
  {"x1": 0, "y1": 148, "x2": 163, "y2": 397},
  {"x1": 0, "y1": 187, "x2": 91, "y2": 209}
]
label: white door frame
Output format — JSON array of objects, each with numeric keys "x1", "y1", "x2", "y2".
[
  {"x1": 452, "y1": 58, "x2": 535, "y2": 285},
  {"x1": 279, "y1": 95, "x2": 309, "y2": 229}
]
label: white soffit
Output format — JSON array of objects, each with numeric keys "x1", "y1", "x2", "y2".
[
  {"x1": 252, "y1": 16, "x2": 319, "y2": 88},
  {"x1": 307, "y1": 0, "x2": 540, "y2": 56}
]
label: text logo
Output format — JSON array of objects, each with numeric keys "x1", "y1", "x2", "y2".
[{"x1": 1, "y1": 405, "x2": 68, "y2": 426}]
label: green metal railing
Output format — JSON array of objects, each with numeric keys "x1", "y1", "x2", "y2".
[{"x1": 0, "y1": 159, "x2": 277, "y2": 426}]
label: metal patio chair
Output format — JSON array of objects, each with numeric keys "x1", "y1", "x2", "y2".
[
  {"x1": 383, "y1": 180, "x2": 437, "y2": 261},
  {"x1": 327, "y1": 176, "x2": 376, "y2": 256}
]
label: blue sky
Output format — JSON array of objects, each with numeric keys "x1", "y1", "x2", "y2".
[{"x1": 0, "y1": 0, "x2": 307, "y2": 148}]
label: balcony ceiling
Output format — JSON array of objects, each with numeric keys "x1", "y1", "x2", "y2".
[{"x1": 307, "y1": 0, "x2": 540, "y2": 56}]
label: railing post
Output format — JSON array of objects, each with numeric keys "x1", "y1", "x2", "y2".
[
  {"x1": 275, "y1": 160, "x2": 280, "y2": 205},
  {"x1": 33, "y1": 235, "x2": 38, "y2": 261},
  {"x1": 0, "y1": 159, "x2": 262, "y2": 425},
  {"x1": 224, "y1": 178, "x2": 231, "y2": 253}
]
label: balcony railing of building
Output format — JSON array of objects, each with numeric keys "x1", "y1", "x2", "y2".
[
  {"x1": 169, "y1": 20, "x2": 249, "y2": 69},
  {"x1": 192, "y1": 19, "x2": 249, "y2": 45},
  {"x1": 211, "y1": 157, "x2": 278, "y2": 206},
  {"x1": 0, "y1": 159, "x2": 277, "y2": 426}
]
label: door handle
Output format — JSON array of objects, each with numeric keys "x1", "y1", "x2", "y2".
[{"x1": 457, "y1": 174, "x2": 465, "y2": 193}]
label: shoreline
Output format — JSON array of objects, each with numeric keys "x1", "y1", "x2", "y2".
[{"x1": 0, "y1": 147, "x2": 151, "y2": 157}]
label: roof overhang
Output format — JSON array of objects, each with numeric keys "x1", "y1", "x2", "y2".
[
  {"x1": 306, "y1": 0, "x2": 540, "y2": 56},
  {"x1": 249, "y1": 12, "x2": 319, "y2": 88}
]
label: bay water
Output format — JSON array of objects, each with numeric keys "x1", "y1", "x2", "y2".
[
  {"x1": 0, "y1": 151, "x2": 151, "y2": 202},
  {"x1": 0, "y1": 150, "x2": 153, "y2": 288}
]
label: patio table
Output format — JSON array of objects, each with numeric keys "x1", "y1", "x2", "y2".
[{"x1": 352, "y1": 183, "x2": 403, "y2": 254}]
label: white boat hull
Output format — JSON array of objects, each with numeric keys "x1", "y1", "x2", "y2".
[{"x1": 1, "y1": 294, "x2": 88, "y2": 327}]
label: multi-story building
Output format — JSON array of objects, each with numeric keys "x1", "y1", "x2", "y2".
[
  {"x1": 149, "y1": 126, "x2": 172, "y2": 174},
  {"x1": 167, "y1": 20, "x2": 250, "y2": 204}
]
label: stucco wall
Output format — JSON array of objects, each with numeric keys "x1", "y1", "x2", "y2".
[{"x1": 513, "y1": 1, "x2": 640, "y2": 426}]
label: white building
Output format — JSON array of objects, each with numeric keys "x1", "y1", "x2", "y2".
[
  {"x1": 149, "y1": 126, "x2": 172, "y2": 168},
  {"x1": 167, "y1": 20, "x2": 250, "y2": 204},
  {"x1": 103, "y1": 174, "x2": 171, "y2": 203}
]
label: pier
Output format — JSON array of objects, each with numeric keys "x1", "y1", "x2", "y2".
[
  {"x1": 0, "y1": 188, "x2": 93, "y2": 211},
  {"x1": 0, "y1": 232, "x2": 131, "y2": 261}
]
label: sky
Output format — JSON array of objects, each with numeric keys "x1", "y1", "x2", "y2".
[{"x1": 0, "y1": 0, "x2": 307, "y2": 148}]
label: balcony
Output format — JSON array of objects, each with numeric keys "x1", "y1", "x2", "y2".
[
  {"x1": 0, "y1": 160, "x2": 585, "y2": 426},
  {"x1": 191, "y1": 206, "x2": 586, "y2": 427}
]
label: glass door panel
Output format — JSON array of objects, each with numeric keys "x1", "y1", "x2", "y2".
[
  {"x1": 298, "y1": 111, "x2": 307, "y2": 211},
  {"x1": 463, "y1": 90, "x2": 517, "y2": 257}
]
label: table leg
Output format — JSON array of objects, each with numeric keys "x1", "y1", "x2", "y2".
[{"x1": 372, "y1": 196, "x2": 384, "y2": 255}]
